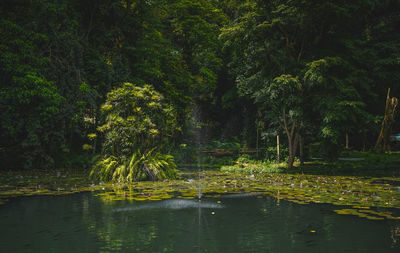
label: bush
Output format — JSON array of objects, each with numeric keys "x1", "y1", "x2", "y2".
[
  {"x1": 206, "y1": 140, "x2": 241, "y2": 152},
  {"x1": 97, "y1": 83, "x2": 178, "y2": 156},
  {"x1": 321, "y1": 139, "x2": 341, "y2": 161},
  {"x1": 90, "y1": 83, "x2": 179, "y2": 182},
  {"x1": 172, "y1": 144, "x2": 198, "y2": 164},
  {"x1": 264, "y1": 145, "x2": 289, "y2": 162},
  {"x1": 90, "y1": 149, "x2": 177, "y2": 182},
  {"x1": 221, "y1": 155, "x2": 285, "y2": 174}
]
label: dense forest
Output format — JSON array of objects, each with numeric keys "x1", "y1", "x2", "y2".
[{"x1": 1, "y1": 0, "x2": 399, "y2": 173}]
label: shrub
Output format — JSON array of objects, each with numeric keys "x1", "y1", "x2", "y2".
[
  {"x1": 90, "y1": 83, "x2": 179, "y2": 182},
  {"x1": 221, "y1": 155, "x2": 285, "y2": 174},
  {"x1": 90, "y1": 149, "x2": 177, "y2": 182}
]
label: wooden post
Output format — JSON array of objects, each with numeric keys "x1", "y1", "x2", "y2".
[
  {"x1": 256, "y1": 110, "x2": 263, "y2": 158},
  {"x1": 277, "y1": 135, "x2": 280, "y2": 163},
  {"x1": 256, "y1": 127, "x2": 259, "y2": 157}
]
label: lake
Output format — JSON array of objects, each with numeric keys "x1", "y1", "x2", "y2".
[{"x1": 0, "y1": 192, "x2": 399, "y2": 252}]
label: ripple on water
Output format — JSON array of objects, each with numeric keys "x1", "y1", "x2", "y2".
[{"x1": 113, "y1": 199, "x2": 224, "y2": 212}]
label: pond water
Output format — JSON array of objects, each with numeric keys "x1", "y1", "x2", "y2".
[{"x1": 0, "y1": 192, "x2": 399, "y2": 253}]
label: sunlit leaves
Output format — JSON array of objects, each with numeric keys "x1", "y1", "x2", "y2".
[
  {"x1": 303, "y1": 57, "x2": 343, "y2": 87},
  {"x1": 91, "y1": 149, "x2": 177, "y2": 182},
  {"x1": 98, "y1": 83, "x2": 178, "y2": 156},
  {"x1": 91, "y1": 83, "x2": 178, "y2": 182}
]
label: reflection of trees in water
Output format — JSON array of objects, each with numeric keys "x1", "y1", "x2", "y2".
[
  {"x1": 78, "y1": 193, "x2": 400, "y2": 252},
  {"x1": 81, "y1": 196, "x2": 214, "y2": 252},
  {"x1": 391, "y1": 223, "x2": 400, "y2": 247},
  {"x1": 81, "y1": 196, "x2": 167, "y2": 252}
]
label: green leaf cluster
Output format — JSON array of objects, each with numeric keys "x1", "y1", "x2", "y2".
[
  {"x1": 91, "y1": 83, "x2": 178, "y2": 181},
  {"x1": 98, "y1": 83, "x2": 178, "y2": 156},
  {"x1": 90, "y1": 149, "x2": 177, "y2": 182}
]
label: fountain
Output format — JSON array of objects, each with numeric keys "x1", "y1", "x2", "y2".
[{"x1": 192, "y1": 104, "x2": 203, "y2": 201}]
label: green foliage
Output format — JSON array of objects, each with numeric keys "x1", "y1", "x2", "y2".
[
  {"x1": 304, "y1": 56, "x2": 372, "y2": 148},
  {"x1": 0, "y1": 16, "x2": 65, "y2": 169},
  {"x1": 264, "y1": 145, "x2": 289, "y2": 162},
  {"x1": 220, "y1": 0, "x2": 400, "y2": 155},
  {"x1": 221, "y1": 155, "x2": 286, "y2": 174},
  {"x1": 3, "y1": 165, "x2": 400, "y2": 213},
  {"x1": 58, "y1": 153, "x2": 97, "y2": 170},
  {"x1": 166, "y1": 0, "x2": 227, "y2": 114},
  {"x1": 91, "y1": 83, "x2": 178, "y2": 182},
  {"x1": 206, "y1": 140, "x2": 241, "y2": 151},
  {"x1": 90, "y1": 149, "x2": 177, "y2": 182},
  {"x1": 1, "y1": 0, "x2": 400, "y2": 172},
  {"x1": 262, "y1": 74, "x2": 303, "y2": 122},
  {"x1": 171, "y1": 144, "x2": 198, "y2": 164},
  {"x1": 97, "y1": 83, "x2": 178, "y2": 156}
]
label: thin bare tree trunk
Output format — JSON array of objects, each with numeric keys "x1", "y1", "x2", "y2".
[
  {"x1": 362, "y1": 132, "x2": 366, "y2": 152},
  {"x1": 287, "y1": 130, "x2": 300, "y2": 169},
  {"x1": 375, "y1": 88, "x2": 398, "y2": 152},
  {"x1": 299, "y1": 135, "x2": 304, "y2": 166}
]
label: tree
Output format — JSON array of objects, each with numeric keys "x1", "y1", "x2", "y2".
[
  {"x1": 90, "y1": 83, "x2": 178, "y2": 182},
  {"x1": 0, "y1": 15, "x2": 64, "y2": 169},
  {"x1": 375, "y1": 88, "x2": 398, "y2": 152},
  {"x1": 166, "y1": 0, "x2": 227, "y2": 111},
  {"x1": 220, "y1": 0, "x2": 380, "y2": 165},
  {"x1": 303, "y1": 57, "x2": 372, "y2": 158},
  {"x1": 254, "y1": 75, "x2": 303, "y2": 169}
]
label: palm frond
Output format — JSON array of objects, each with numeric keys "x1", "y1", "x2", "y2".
[{"x1": 91, "y1": 150, "x2": 177, "y2": 183}]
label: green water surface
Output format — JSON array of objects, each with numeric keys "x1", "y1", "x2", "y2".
[{"x1": 0, "y1": 192, "x2": 399, "y2": 252}]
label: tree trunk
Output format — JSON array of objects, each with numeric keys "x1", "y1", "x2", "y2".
[
  {"x1": 362, "y1": 132, "x2": 366, "y2": 152},
  {"x1": 280, "y1": 109, "x2": 301, "y2": 169},
  {"x1": 299, "y1": 135, "x2": 304, "y2": 166},
  {"x1": 345, "y1": 133, "x2": 349, "y2": 149},
  {"x1": 287, "y1": 130, "x2": 300, "y2": 169},
  {"x1": 375, "y1": 88, "x2": 398, "y2": 152}
]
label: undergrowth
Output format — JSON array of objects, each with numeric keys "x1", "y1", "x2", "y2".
[{"x1": 221, "y1": 155, "x2": 286, "y2": 173}]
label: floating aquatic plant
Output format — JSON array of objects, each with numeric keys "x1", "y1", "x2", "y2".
[
  {"x1": 333, "y1": 208, "x2": 400, "y2": 220},
  {"x1": 2, "y1": 169, "x2": 400, "y2": 219}
]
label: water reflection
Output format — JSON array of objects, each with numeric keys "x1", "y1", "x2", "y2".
[
  {"x1": 113, "y1": 199, "x2": 224, "y2": 212},
  {"x1": 391, "y1": 224, "x2": 400, "y2": 247},
  {"x1": 0, "y1": 193, "x2": 400, "y2": 252},
  {"x1": 220, "y1": 192, "x2": 263, "y2": 198}
]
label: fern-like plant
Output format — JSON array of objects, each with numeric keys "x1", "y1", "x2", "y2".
[
  {"x1": 89, "y1": 156, "x2": 118, "y2": 182},
  {"x1": 91, "y1": 149, "x2": 177, "y2": 183}
]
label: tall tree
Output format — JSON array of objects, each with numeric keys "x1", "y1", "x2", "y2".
[
  {"x1": 220, "y1": 0, "x2": 379, "y2": 167},
  {"x1": 0, "y1": 2, "x2": 65, "y2": 169}
]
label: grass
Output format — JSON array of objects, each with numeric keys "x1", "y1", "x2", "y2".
[
  {"x1": 220, "y1": 155, "x2": 286, "y2": 173},
  {"x1": 181, "y1": 150, "x2": 400, "y2": 177}
]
